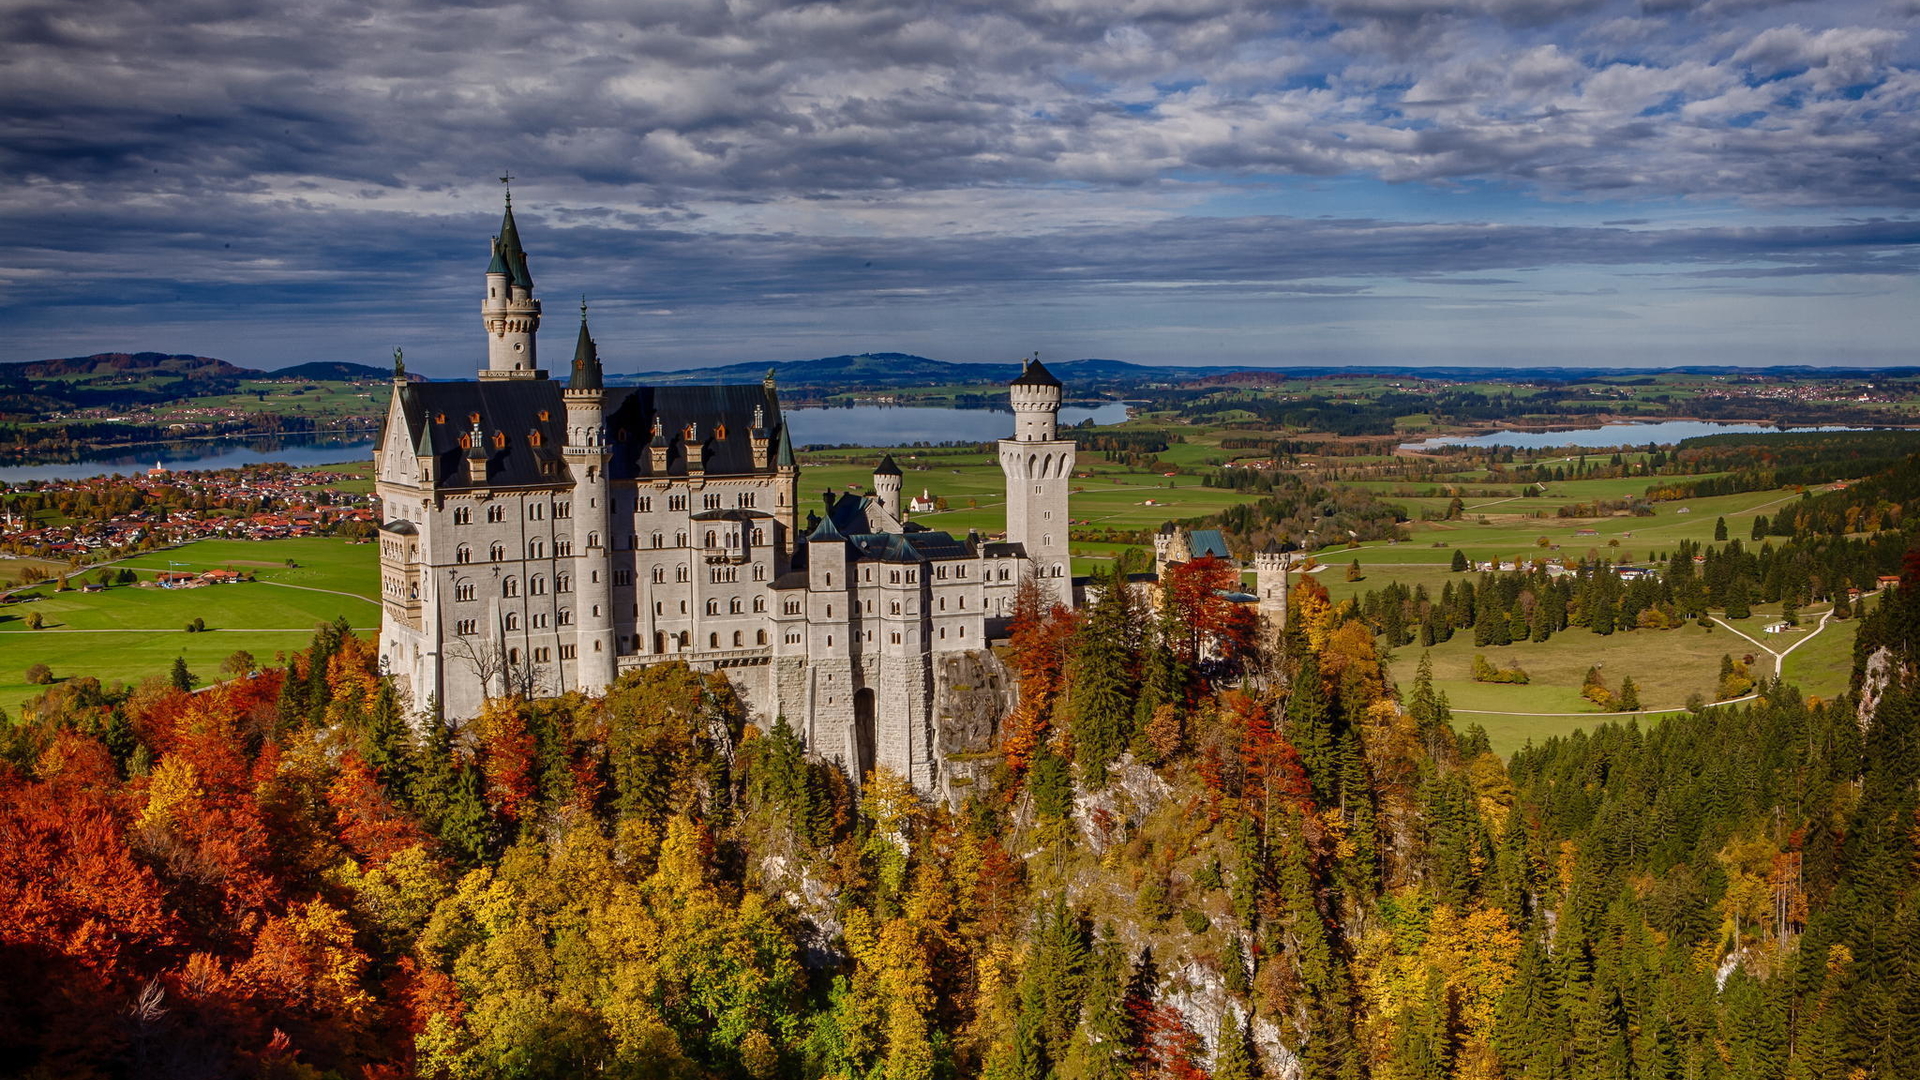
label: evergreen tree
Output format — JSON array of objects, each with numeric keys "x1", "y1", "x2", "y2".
[
  {"x1": 1213, "y1": 1009, "x2": 1258, "y2": 1080},
  {"x1": 1715, "y1": 516, "x2": 1729, "y2": 541},
  {"x1": 168, "y1": 655, "x2": 195, "y2": 692},
  {"x1": 1451, "y1": 548, "x2": 1470, "y2": 572},
  {"x1": 1617, "y1": 677, "x2": 1640, "y2": 712},
  {"x1": 364, "y1": 678, "x2": 415, "y2": 803},
  {"x1": 1072, "y1": 565, "x2": 1140, "y2": 787}
]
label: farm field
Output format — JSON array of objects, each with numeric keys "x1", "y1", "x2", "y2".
[{"x1": 0, "y1": 537, "x2": 379, "y2": 710}]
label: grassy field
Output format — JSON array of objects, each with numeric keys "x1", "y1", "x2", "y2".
[{"x1": 0, "y1": 537, "x2": 379, "y2": 711}]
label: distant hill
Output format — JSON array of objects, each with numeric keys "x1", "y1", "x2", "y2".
[
  {"x1": 618, "y1": 352, "x2": 1230, "y2": 388},
  {"x1": 14, "y1": 352, "x2": 263, "y2": 380},
  {"x1": 269, "y1": 361, "x2": 395, "y2": 381}
]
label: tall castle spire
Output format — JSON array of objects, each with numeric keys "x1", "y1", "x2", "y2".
[
  {"x1": 569, "y1": 297, "x2": 603, "y2": 391},
  {"x1": 481, "y1": 183, "x2": 544, "y2": 379}
]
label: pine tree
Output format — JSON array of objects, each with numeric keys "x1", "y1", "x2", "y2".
[
  {"x1": 1452, "y1": 548, "x2": 1470, "y2": 572},
  {"x1": 1213, "y1": 1009, "x2": 1258, "y2": 1080},
  {"x1": 364, "y1": 678, "x2": 415, "y2": 803},
  {"x1": 169, "y1": 654, "x2": 195, "y2": 692},
  {"x1": 1286, "y1": 654, "x2": 1337, "y2": 805},
  {"x1": 1715, "y1": 516, "x2": 1729, "y2": 541},
  {"x1": 1072, "y1": 566, "x2": 1140, "y2": 787},
  {"x1": 1617, "y1": 677, "x2": 1640, "y2": 712}
]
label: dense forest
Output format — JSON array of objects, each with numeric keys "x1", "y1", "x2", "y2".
[{"x1": 5, "y1": 543, "x2": 1920, "y2": 1078}]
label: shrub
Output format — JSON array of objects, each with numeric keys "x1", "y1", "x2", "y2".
[{"x1": 25, "y1": 663, "x2": 52, "y2": 685}]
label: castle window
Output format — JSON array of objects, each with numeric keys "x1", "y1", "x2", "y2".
[
  {"x1": 557, "y1": 574, "x2": 572, "y2": 593},
  {"x1": 704, "y1": 530, "x2": 717, "y2": 548},
  {"x1": 939, "y1": 597, "x2": 945, "y2": 611},
  {"x1": 638, "y1": 496, "x2": 653, "y2": 513},
  {"x1": 740, "y1": 492, "x2": 755, "y2": 508},
  {"x1": 680, "y1": 600, "x2": 688, "y2": 613},
  {"x1": 1054, "y1": 565, "x2": 1064, "y2": 577},
  {"x1": 675, "y1": 565, "x2": 689, "y2": 583},
  {"x1": 937, "y1": 566, "x2": 947, "y2": 580},
  {"x1": 455, "y1": 545, "x2": 472, "y2": 564},
  {"x1": 675, "y1": 531, "x2": 687, "y2": 547},
  {"x1": 709, "y1": 632, "x2": 719, "y2": 649},
  {"x1": 528, "y1": 430, "x2": 543, "y2": 448},
  {"x1": 864, "y1": 569, "x2": 871, "y2": 583},
  {"x1": 678, "y1": 632, "x2": 690, "y2": 648},
  {"x1": 558, "y1": 540, "x2": 575, "y2": 557},
  {"x1": 1042, "y1": 534, "x2": 1051, "y2": 548},
  {"x1": 959, "y1": 625, "x2": 966, "y2": 638},
  {"x1": 558, "y1": 609, "x2": 573, "y2": 626},
  {"x1": 538, "y1": 410, "x2": 549, "y2": 422},
  {"x1": 733, "y1": 630, "x2": 743, "y2": 647},
  {"x1": 827, "y1": 635, "x2": 833, "y2": 647},
  {"x1": 504, "y1": 612, "x2": 520, "y2": 631},
  {"x1": 757, "y1": 629, "x2": 767, "y2": 645},
  {"x1": 652, "y1": 532, "x2": 664, "y2": 548},
  {"x1": 651, "y1": 567, "x2": 666, "y2": 584},
  {"x1": 730, "y1": 597, "x2": 743, "y2": 614},
  {"x1": 587, "y1": 532, "x2": 600, "y2": 549},
  {"x1": 487, "y1": 505, "x2": 506, "y2": 523},
  {"x1": 956, "y1": 565, "x2": 966, "y2": 578},
  {"x1": 784, "y1": 600, "x2": 801, "y2": 615},
  {"x1": 890, "y1": 571, "x2": 901, "y2": 584},
  {"x1": 891, "y1": 632, "x2": 902, "y2": 644},
  {"x1": 940, "y1": 628, "x2": 946, "y2": 639},
  {"x1": 435, "y1": 412, "x2": 447, "y2": 424},
  {"x1": 526, "y1": 539, "x2": 543, "y2": 559},
  {"x1": 706, "y1": 600, "x2": 719, "y2": 615},
  {"x1": 669, "y1": 495, "x2": 688, "y2": 511},
  {"x1": 503, "y1": 577, "x2": 519, "y2": 597},
  {"x1": 1042, "y1": 511, "x2": 1050, "y2": 520},
  {"x1": 534, "y1": 647, "x2": 551, "y2": 663},
  {"x1": 907, "y1": 570, "x2": 917, "y2": 583},
  {"x1": 453, "y1": 507, "x2": 471, "y2": 525},
  {"x1": 556, "y1": 502, "x2": 571, "y2": 519},
  {"x1": 786, "y1": 632, "x2": 800, "y2": 644},
  {"x1": 959, "y1": 595, "x2": 966, "y2": 609},
  {"x1": 865, "y1": 600, "x2": 873, "y2": 614},
  {"x1": 509, "y1": 648, "x2": 520, "y2": 665},
  {"x1": 560, "y1": 644, "x2": 576, "y2": 659},
  {"x1": 455, "y1": 582, "x2": 475, "y2": 602},
  {"x1": 752, "y1": 528, "x2": 764, "y2": 545},
  {"x1": 655, "y1": 601, "x2": 663, "y2": 615},
  {"x1": 754, "y1": 564, "x2": 767, "y2": 582},
  {"x1": 490, "y1": 542, "x2": 506, "y2": 562},
  {"x1": 704, "y1": 494, "x2": 723, "y2": 510},
  {"x1": 533, "y1": 613, "x2": 548, "y2": 629},
  {"x1": 529, "y1": 503, "x2": 544, "y2": 520},
  {"x1": 531, "y1": 576, "x2": 546, "y2": 595},
  {"x1": 753, "y1": 596, "x2": 766, "y2": 613},
  {"x1": 890, "y1": 602, "x2": 901, "y2": 615},
  {"x1": 456, "y1": 619, "x2": 477, "y2": 636},
  {"x1": 613, "y1": 569, "x2": 631, "y2": 586}
]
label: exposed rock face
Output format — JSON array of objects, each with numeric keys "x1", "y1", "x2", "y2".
[
  {"x1": 1858, "y1": 644, "x2": 1896, "y2": 730},
  {"x1": 932, "y1": 649, "x2": 1012, "y2": 800}
]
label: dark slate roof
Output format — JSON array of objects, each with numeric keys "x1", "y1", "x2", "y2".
[
  {"x1": 1187, "y1": 529, "x2": 1231, "y2": 559},
  {"x1": 570, "y1": 317, "x2": 602, "y2": 391},
  {"x1": 981, "y1": 541, "x2": 1028, "y2": 558},
  {"x1": 600, "y1": 383, "x2": 784, "y2": 479},
  {"x1": 691, "y1": 507, "x2": 772, "y2": 522},
  {"x1": 846, "y1": 530, "x2": 972, "y2": 563},
  {"x1": 396, "y1": 381, "x2": 570, "y2": 489},
  {"x1": 1010, "y1": 357, "x2": 1062, "y2": 388},
  {"x1": 382, "y1": 520, "x2": 418, "y2": 535},
  {"x1": 493, "y1": 200, "x2": 532, "y2": 289},
  {"x1": 807, "y1": 512, "x2": 846, "y2": 543},
  {"x1": 875, "y1": 454, "x2": 902, "y2": 476}
]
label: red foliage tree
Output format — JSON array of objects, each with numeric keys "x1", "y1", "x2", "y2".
[
  {"x1": 1161, "y1": 555, "x2": 1257, "y2": 668},
  {"x1": 327, "y1": 753, "x2": 429, "y2": 866}
]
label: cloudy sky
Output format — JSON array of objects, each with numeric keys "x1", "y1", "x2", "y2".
[{"x1": 3, "y1": 0, "x2": 1917, "y2": 375}]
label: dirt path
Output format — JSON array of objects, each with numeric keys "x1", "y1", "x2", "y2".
[{"x1": 1449, "y1": 692, "x2": 1759, "y2": 718}]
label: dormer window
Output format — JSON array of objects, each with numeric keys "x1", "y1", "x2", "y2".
[
  {"x1": 434, "y1": 412, "x2": 446, "y2": 424},
  {"x1": 685, "y1": 422, "x2": 698, "y2": 442},
  {"x1": 469, "y1": 412, "x2": 481, "y2": 425},
  {"x1": 492, "y1": 431, "x2": 507, "y2": 450},
  {"x1": 714, "y1": 423, "x2": 727, "y2": 440},
  {"x1": 528, "y1": 430, "x2": 543, "y2": 447},
  {"x1": 537, "y1": 410, "x2": 550, "y2": 421}
]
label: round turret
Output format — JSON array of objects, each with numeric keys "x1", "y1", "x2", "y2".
[
  {"x1": 1009, "y1": 356, "x2": 1063, "y2": 441},
  {"x1": 873, "y1": 454, "x2": 903, "y2": 515}
]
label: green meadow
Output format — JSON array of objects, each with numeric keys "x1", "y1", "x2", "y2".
[{"x1": 0, "y1": 538, "x2": 379, "y2": 711}]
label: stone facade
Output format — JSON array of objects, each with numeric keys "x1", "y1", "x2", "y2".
[{"x1": 374, "y1": 198, "x2": 1071, "y2": 791}]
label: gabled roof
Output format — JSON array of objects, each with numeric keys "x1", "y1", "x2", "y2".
[
  {"x1": 601, "y1": 384, "x2": 783, "y2": 479},
  {"x1": 393, "y1": 381, "x2": 570, "y2": 489},
  {"x1": 1187, "y1": 529, "x2": 1230, "y2": 559}
]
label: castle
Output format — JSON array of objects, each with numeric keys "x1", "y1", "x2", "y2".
[
  {"x1": 374, "y1": 195, "x2": 1094, "y2": 790},
  {"x1": 375, "y1": 196, "x2": 1289, "y2": 790}
]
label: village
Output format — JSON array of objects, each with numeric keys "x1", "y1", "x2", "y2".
[{"x1": 0, "y1": 461, "x2": 376, "y2": 580}]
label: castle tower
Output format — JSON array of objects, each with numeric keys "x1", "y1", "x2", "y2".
[
  {"x1": 481, "y1": 189, "x2": 544, "y2": 379},
  {"x1": 998, "y1": 356, "x2": 1075, "y2": 591},
  {"x1": 1255, "y1": 541, "x2": 1290, "y2": 631},
  {"x1": 563, "y1": 304, "x2": 616, "y2": 690},
  {"x1": 873, "y1": 454, "x2": 903, "y2": 518}
]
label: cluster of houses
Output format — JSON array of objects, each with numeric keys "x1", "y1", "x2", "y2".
[{"x1": 0, "y1": 465, "x2": 376, "y2": 561}]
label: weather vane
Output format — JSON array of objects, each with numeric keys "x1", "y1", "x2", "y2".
[
  {"x1": 500, "y1": 170, "x2": 513, "y2": 204},
  {"x1": 581, "y1": 294, "x2": 589, "y2": 318}
]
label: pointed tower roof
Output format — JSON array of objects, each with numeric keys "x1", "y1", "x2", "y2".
[
  {"x1": 875, "y1": 453, "x2": 902, "y2": 476},
  {"x1": 569, "y1": 302, "x2": 603, "y2": 391},
  {"x1": 775, "y1": 424, "x2": 795, "y2": 468},
  {"x1": 1010, "y1": 355, "x2": 1062, "y2": 388},
  {"x1": 492, "y1": 194, "x2": 533, "y2": 289}
]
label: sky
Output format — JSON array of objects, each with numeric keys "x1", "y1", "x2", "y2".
[{"x1": 2, "y1": 0, "x2": 1917, "y2": 377}]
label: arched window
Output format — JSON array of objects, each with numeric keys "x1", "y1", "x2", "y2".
[
  {"x1": 651, "y1": 566, "x2": 666, "y2": 584},
  {"x1": 487, "y1": 505, "x2": 505, "y2": 523},
  {"x1": 504, "y1": 612, "x2": 520, "y2": 630},
  {"x1": 675, "y1": 531, "x2": 687, "y2": 547},
  {"x1": 558, "y1": 608, "x2": 573, "y2": 626},
  {"x1": 530, "y1": 575, "x2": 546, "y2": 595},
  {"x1": 528, "y1": 539, "x2": 545, "y2": 559},
  {"x1": 678, "y1": 631, "x2": 690, "y2": 648},
  {"x1": 729, "y1": 597, "x2": 743, "y2": 614},
  {"x1": 757, "y1": 629, "x2": 768, "y2": 645},
  {"x1": 587, "y1": 532, "x2": 600, "y2": 548},
  {"x1": 453, "y1": 506, "x2": 471, "y2": 525},
  {"x1": 753, "y1": 564, "x2": 766, "y2": 581},
  {"x1": 890, "y1": 570, "x2": 901, "y2": 583},
  {"x1": 753, "y1": 596, "x2": 766, "y2": 613},
  {"x1": 706, "y1": 599, "x2": 719, "y2": 615},
  {"x1": 652, "y1": 532, "x2": 663, "y2": 548},
  {"x1": 709, "y1": 632, "x2": 719, "y2": 649},
  {"x1": 676, "y1": 565, "x2": 690, "y2": 583},
  {"x1": 704, "y1": 530, "x2": 717, "y2": 548},
  {"x1": 752, "y1": 528, "x2": 764, "y2": 545},
  {"x1": 454, "y1": 581, "x2": 475, "y2": 602},
  {"x1": 455, "y1": 544, "x2": 472, "y2": 564},
  {"x1": 733, "y1": 630, "x2": 743, "y2": 647},
  {"x1": 890, "y1": 601, "x2": 902, "y2": 615},
  {"x1": 503, "y1": 577, "x2": 519, "y2": 597},
  {"x1": 489, "y1": 542, "x2": 505, "y2": 562},
  {"x1": 556, "y1": 574, "x2": 571, "y2": 593}
]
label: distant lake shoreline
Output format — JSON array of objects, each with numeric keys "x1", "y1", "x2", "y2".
[
  {"x1": 0, "y1": 402, "x2": 1134, "y2": 482},
  {"x1": 1400, "y1": 419, "x2": 1898, "y2": 452}
]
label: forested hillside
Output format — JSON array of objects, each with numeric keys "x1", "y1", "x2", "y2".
[{"x1": 4, "y1": 549, "x2": 1920, "y2": 1078}]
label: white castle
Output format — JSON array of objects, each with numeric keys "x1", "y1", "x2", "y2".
[{"x1": 374, "y1": 195, "x2": 1091, "y2": 790}]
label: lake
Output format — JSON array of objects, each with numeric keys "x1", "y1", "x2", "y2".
[
  {"x1": 0, "y1": 402, "x2": 1133, "y2": 482},
  {"x1": 1401, "y1": 420, "x2": 1875, "y2": 452}
]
